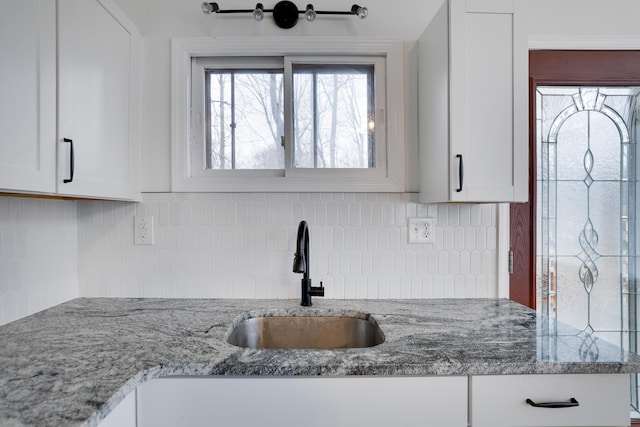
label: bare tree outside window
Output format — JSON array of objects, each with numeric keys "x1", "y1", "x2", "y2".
[
  {"x1": 205, "y1": 64, "x2": 375, "y2": 171},
  {"x1": 207, "y1": 70, "x2": 284, "y2": 170},
  {"x1": 293, "y1": 64, "x2": 374, "y2": 169}
]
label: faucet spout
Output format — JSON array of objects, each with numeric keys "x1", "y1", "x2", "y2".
[{"x1": 293, "y1": 220, "x2": 324, "y2": 306}]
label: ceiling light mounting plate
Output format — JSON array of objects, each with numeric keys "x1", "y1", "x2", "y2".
[{"x1": 273, "y1": 1, "x2": 298, "y2": 29}]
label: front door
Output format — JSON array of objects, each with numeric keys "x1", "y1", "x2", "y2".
[{"x1": 510, "y1": 50, "x2": 640, "y2": 412}]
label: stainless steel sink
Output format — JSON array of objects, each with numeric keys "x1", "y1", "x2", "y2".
[{"x1": 226, "y1": 314, "x2": 385, "y2": 349}]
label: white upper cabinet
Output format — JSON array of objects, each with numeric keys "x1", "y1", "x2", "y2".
[
  {"x1": 0, "y1": 0, "x2": 140, "y2": 201},
  {"x1": 418, "y1": 0, "x2": 527, "y2": 203},
  {"x1": 58, "y1": 0, "x2": 141, "y2": 201},
  {"x1": 0, "y1": 0, "x2": 57, "y2": 194}
]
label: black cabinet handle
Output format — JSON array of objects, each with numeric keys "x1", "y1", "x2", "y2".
[
  {"x1": 526, "y1": 398, "x2": 579, "y2": 408},
  {"x1": 63, "y1": 138, "x2": 74, "y2": 183},
  {"x1": 456, "y1": 154, "x2": 463, "y2": 192}
]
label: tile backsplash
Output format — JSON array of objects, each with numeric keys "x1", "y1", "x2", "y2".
[
  {"x1": 78, "y1": 193, "x2": 498, "y2": 300},
  {"x1": 0, "y1": 197, "x2": 78, "y2": 325}
]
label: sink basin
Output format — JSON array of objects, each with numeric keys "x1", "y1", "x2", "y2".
[{"x1": 226, "y1": 314, "x2": 385, "y2": 349}]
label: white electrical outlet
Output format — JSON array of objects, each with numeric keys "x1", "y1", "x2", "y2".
[
  {"x1": 134, "y1": 215, "x2": 154, "y2": 245},
  {"x1": 408, "y1": 217, "x2": 435, "y2": 244}
]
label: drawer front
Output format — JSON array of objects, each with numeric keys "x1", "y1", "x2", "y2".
[
  {"x1": 138, "y1": 376, "x2": 468, "y2": 427},
  {"x1": 471, "y1": 374, "x2": 629, "y2": 427}
]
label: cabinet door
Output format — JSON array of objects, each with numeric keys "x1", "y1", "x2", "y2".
[
  {"x1": 0, "y1": 0, "x2": 56, "y2": 193},
  {"x1": 418, "y1": 0, "x2": 450, "y2": 203},
  {"x1": 471, "y1": 374, "x2": 629, "y2": 427},
  {"x1": 58, "y1": 0, "x2": 141, "y2": 201},
  {"x1": 138, "y1": 376, "x2": 468, "y2": 427},
  {"x1": 98, "y1": 391, "x2": 136, "y2": 427},
  {"x1": 448, "y1": 0, "x2": 527, "y2": 202}
]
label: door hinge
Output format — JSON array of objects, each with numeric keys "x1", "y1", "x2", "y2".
[{"x1": 508, "y1": 250, "x2": 514, "y2": 275}]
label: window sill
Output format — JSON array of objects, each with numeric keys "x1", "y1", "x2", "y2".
[{"x1": 172, "y1": 172, "x2": 404, "y2": 193}]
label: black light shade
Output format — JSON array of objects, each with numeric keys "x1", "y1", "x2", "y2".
[{"x1": 273, "y1": 1, "x2": 298, "y2": 29}]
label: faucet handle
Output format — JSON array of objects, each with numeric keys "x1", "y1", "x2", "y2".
[{"x1": 309, "y1": 281, "x2": 325, "y2": 297}]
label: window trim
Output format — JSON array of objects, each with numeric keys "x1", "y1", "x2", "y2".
[{"x1": 171, "y1": 37, "x2": 405, "y2": 192}]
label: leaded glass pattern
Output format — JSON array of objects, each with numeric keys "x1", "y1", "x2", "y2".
[{"x1": 537, "y1": 86, "x2": 640, "y2": 409}]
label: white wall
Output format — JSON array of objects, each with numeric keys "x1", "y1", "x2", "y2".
[
  {"x1": 77, "y1": 194, "x2": 498, "y2": 299},
  {"x1": 6, "y1": 0, "x2": 640, "y2": 323},
  {"x1": 76, "y1": 0, "x2": 640, "y2": 301},
  {"x1": 524, "y1": 0, "x2": 640, "y2": 41},
  {"x1": 0, "y1": 197, "x2": 78, "y2": 326},
  {"x1": 113, "y1": 0, "x2": 436, "y2": 192},
  {"x1": 113, "y1": 0, "x2": 640, "y2": 192}
]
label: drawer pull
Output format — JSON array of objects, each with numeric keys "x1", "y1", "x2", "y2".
[{"x1": 526, "y1": 398, "x2": 579, "y2": 408}]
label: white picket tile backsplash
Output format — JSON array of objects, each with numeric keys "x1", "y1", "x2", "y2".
[
  {"x1": 78, "y1": 193, "x2": 498, "y2": 300},
  {"x1": 0, "y1": 197, "x2": 78, "y2": 326}
]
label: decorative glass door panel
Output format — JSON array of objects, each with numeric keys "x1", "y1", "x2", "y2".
[{"x1": 537, "y1": 86, "x2": 640, "y2": 408}]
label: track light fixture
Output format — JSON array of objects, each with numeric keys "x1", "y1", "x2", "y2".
[
  {"x1": 201, "y1": 2, "x2": 219, "y2": 14},
  {"x1": 304, "y1": 4, "x2": 316, "y2": 22},
  {"x1": 350, "y1": 4, "x2": 368, "y2": 19},
  {"x1": 201, "y1": 1, "x2": 368, "y2": 29},
  {"x1": 252, "y1": 3, "x2": 265, "y2": 20}
]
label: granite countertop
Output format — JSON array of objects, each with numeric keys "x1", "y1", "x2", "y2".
[{"x1": 2, "y1": 298, "x2": 640, "y2": 427}]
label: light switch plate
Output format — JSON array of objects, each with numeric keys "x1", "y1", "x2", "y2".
[{"x1": 408, "y1": 218, "x2": 435, "y2": 244}]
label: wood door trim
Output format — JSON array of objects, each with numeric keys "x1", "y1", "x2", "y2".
[
  {"x1": 508, "y1": 73, "x2": 537, "y2": 309},
  {"x1": 529, "y1": 50, "x2": 640, "y2": 84}
]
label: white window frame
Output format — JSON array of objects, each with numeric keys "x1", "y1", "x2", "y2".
[
  {"x1": 171, "y1": 37, "x2": 405, "y2": 192},
  {"x1": 191, "y1": 56, "x2": 285, "y2": 175},
  {"x1": 285, "y1": 56, "x2": 385, "y2": 175}
]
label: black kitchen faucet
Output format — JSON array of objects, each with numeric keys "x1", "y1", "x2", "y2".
[{"x1": 293, "y1": 220, "x2": 325, "y2": 306}]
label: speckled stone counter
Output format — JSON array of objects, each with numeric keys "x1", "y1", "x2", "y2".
[{"x1": 2, "y1": 298, "x2": 640, "y2": 427}]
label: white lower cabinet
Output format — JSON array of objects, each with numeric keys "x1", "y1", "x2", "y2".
[
  {"x1": 101, "y1": 374, "x2": 630, "y2": 426},
  {"x1": 98, "y1": 390, "x2": 136, "y2": 427},
  {"x1": 136, "y1": 376, "x2": 468, "y2": 427},
  {"x1": 471, "y1": 374, "x2": 630, "y2": 427}
]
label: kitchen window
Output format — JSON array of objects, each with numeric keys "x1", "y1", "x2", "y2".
[
  {"x1": 291, "y1": 62, "x2": 376, "y2": 170},
  {"x1": 171, "y1": 38, "x2": 404, "y2": 192},
  {"x1": 194, "y1": 58, "x2": 286, "y2": 171}
]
